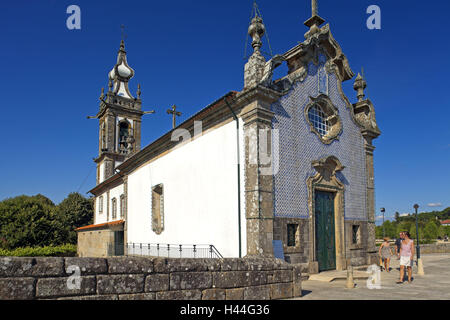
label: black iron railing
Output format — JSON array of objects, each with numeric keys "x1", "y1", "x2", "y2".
[{"x1": 126, "y1": 243, "x2": 223, "y2": 259}]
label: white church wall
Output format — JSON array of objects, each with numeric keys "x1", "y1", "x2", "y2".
[
  {"x1": 95, "y1": 192, "x2": 107, "y2": 225},
  {"x1": 94, "y1": 184, "x2": 124, "y2": 225},
  {"x1": 109, "y1": 183, "x2": 124, "y2": 221},
  {"x1": 127, "y1": 120, "x2": 246, "y2": 258}
]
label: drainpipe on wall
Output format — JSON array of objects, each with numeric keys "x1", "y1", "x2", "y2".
[{"x1": 224, "y1": 98, "x2": 242, "y2": 258}]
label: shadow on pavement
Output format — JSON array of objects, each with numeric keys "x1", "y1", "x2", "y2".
[{"x1": 301, "y1": 290, "x2": 312, "y2": 297}]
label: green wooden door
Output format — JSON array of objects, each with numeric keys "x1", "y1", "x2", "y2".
[
  {"x1": 315, "y1": 191, "x2": 336, "y2": 272},
  {"x1": 114, "y1": 231, "x2": 124, "y2": 256}
]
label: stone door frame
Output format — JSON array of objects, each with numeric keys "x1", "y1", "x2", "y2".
[{"x1": 307, "y1": 156, "x2": 346, "y2": 271}]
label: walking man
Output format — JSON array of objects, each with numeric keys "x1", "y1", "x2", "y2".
[{"x1": 395, "y1": 232, "x2": 404, "y2": 259}]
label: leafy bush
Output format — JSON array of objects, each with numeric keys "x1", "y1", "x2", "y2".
[
  {"x1": 0, "y1": 193, "x2": 93, "y2": 250},
  {"x1": 0, "y1": 244, "x2": 77, "y2": 257}
]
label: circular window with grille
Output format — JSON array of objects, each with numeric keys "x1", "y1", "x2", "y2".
[{"x1": 305, "y1": 95, "x2": 342, "y2": 144}]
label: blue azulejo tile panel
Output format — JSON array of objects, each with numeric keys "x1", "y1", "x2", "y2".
[{"x1": 272, "y1": 55, "x2": 367, "y2": 220}]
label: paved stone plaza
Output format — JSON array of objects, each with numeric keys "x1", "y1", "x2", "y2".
[{"x1": 293, "y1": 254, "x2": 450, "y2": 300}]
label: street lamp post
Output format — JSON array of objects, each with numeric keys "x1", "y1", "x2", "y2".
[
  {"x1": 414, "y1": 204, "x2": 425, "y2": 275},
  {"x1": 381, "y1": 208, "x2": 385, "y2": 237},
  {"x1": 414, "y1": 204, "x2": 420, "y2": 259}
]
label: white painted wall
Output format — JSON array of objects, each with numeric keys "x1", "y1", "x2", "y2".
[
  {"x1": 95, "y1": 193, "x2": 107, "y2": 224},
  {"x1": 127, "y1": 120, "x2": 246, "y2": 258},
  {"x1": 95, "y1": 184, "x2": 124, "y2": 225},
  {"x1": 109, "y1": 184, "x2": 124, "y2": 221}
]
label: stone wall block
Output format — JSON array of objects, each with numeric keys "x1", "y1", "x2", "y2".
[
  {"x1": 36, "y1": 276, "x2": 96, "y2": 298},
  {"x1": 247, "y1": 258, "x2": 285, "y2": 271},
  {"x1": 107, "y1": 257, "x2": 154, "y2": 274},
  {"x1": 0, "y1": 277, "x2": 35, "y2": 300},
  {"x1": 57, "y1": 294, "x2": 118, "y2": 300},
  {"x1": 156, "y1": 290, "x2": 202, "y2": 300},
  {"x1": 145, "y1": 274, "x2": 169, "y2": 292},
  {"x1": 270, "y1": 283, "x2": 293, "y2": 300},
  {"x1": 118, "y1": 293, "x2": 156, "y2": 300},
  {"x1": 201, "y1": 288, "x2": 226, "y2": 300},
  {"x1": 64, "y1": 257, "x2": 107, "y2": 275},
  {"x1": 225, "y1": 288, "x2": 245, "y2": 300},
  {"x1": 267, "y1": 269, "x2": 293, "y2": 283},
  {"x1": 213, "y1": 271, "x2": 251, "y2": 288},
  {"x1": 97, "y1": 274, "x2": 145, "y2": 294},
  {"x1": 0, "y1": 257, "x2": 64, "y2": 277},
  {"x1": 154, "y1": 258, "x2": 220, "y2": 273},
  {"x1": 243, "y1": 285, "x2": 271, "y2": 300},
  {"x1": 219, "y1": 258, "x2": 250, "y2": 271},
  {"x1": 248, "y1": 271, "x2": 267, "y2": 286},
  {"x1": 170, "y1": 272, "x2": 212, "y2": 290}
]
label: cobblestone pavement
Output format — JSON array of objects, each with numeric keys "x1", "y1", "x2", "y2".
[{"x1": 292, "y1": 254, "x2": 450, "y2": 300}]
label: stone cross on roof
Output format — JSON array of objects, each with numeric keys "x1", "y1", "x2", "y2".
[
  {"x1": 121, "y1": 24, "x2": 127, "y2": 41},
  {"x1": 167, "y1": 105, "x2": 182, "y2": 129}
]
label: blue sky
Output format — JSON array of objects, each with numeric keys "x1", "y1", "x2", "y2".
[{"x1": 0, "y1": 0, "x2": 449, "y2": 223}]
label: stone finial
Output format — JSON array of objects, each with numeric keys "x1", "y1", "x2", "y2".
[
  {"x1": 99, "y1": 87, "x2": 105, "y2": 101},
  {"x1": 304, "y1": 0, "x2": 325, "y2": 38},
  {"x1": 248, "y1": 15, "x2": 265, "y2": 54},
  {"x1": 244, "y1": 6, "x2": 267, "y2": 89},
  {"x1": 353, "y1": 73, "x2": 367, "y2": 102},
  {"x1": 137, "y1": 84, "x2": 141, "y2": 99}
]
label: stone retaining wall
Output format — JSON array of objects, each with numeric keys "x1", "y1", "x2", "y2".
[
  {"x1": 419, "y1": 243, "x2": 450, "y2": 254},
  {"x1": 0, "y1": 257, "x2": 301, "y2": 300}
]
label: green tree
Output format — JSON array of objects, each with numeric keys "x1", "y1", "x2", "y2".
[
  {"x1": 396, "y1": 222, "x2": 411, "y2": 237},
  {"x1": 375, "y1": 225, "x2": 383, "y2": 239},
  {"x1": 0, "y1": 195, "x2": 56, "y2": 249},
  {"x1": 443, "y1": 226, "x2": 450, "y2": 237},
  {"x1": 379, "y1": 220, "x2": 396, "y2": 239},
  {"x1": 54, "y1": 193, "x2": 93, "y2": 244},
  {"x1": 0, "y1": 193, "x2": 93, "y2": 250},
  {"x1": 409, "y1": 225, "x2": 417, "y2": 241},
  {"x1": 423, "y1": 220, "x2": 439, "y2": 242}
]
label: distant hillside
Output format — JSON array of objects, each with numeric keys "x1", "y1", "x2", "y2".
[{"x1": 376, "y1": 207, "x2": 450, "y2": 242}]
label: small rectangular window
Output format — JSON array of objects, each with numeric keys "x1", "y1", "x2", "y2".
[
  {"x1": 152, "y1": 184, "x2": 164, "y2": 234},
  {"x1": 120, "y1": 195, "x2": 125, "y2": 219},
  {"x1": 287, "y1": 224, "x2": 298, "y2": 247},
  {"x1": 112, "y1": 198, "x2": 117, "y2": 220},
  {"x1": 352, "y1": 225, "x2": 360, "y2": 244}
]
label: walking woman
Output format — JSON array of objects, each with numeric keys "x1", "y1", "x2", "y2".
[
  {"x1": 379, "y1": 237, "x2": 393, "y2": 272},
  {"x1": 397, "y1": 231, "x2": 415, "y2": 284}
]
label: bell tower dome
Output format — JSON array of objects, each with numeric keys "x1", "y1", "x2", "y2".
[{"x1": 94, "y1": 40, "x2": 143, "y2": 184}]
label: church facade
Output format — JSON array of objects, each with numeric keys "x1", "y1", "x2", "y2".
[{"x1": 77, "y1": 2, "x2": 381, "y2": 273}]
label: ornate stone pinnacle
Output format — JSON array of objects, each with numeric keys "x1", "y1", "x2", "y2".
[
  {"x1": 100, "y1": 87, "x2": 105, "y2": 100},
  {"x1": 248, "y1": 15, "x2": 265, "y2": 53},
  {"x1": 137, "y1": 84, "x2": 141, "y2": 99},
  {"x1": 353, "y1": 73, "x2": 367, "y2": 102},
  {"x1": 304, "y1": 0, "x2": 325, "y2": 38}
]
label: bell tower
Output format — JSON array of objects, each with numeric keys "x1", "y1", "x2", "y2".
[{"x1": 94, "y1": 40, "x2": 143, "y2": 185}]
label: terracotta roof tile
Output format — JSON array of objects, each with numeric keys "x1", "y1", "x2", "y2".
[{"x1": 76, "y1": 220, "x2": 124, "y2": 231}]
